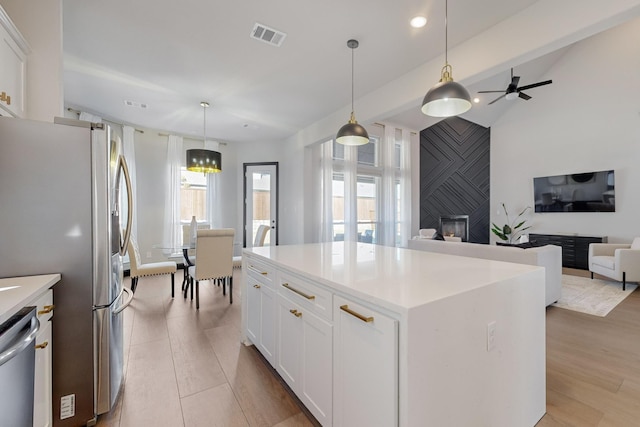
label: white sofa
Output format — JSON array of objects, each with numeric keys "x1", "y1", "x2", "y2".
[{"x1": 407, "y1": 238, "x2": 562, "y2": 306}]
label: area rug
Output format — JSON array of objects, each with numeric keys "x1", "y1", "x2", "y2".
[{"x1": 552, "y1": 275, "x2": 637, "y2": 317}]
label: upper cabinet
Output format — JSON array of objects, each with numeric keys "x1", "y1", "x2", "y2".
[{"x1": 0, "y1": 5, "x2": 29, "y2": 118}]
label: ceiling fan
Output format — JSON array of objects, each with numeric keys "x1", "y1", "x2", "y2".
[{"x1": 478, "y1": 68, "x2": 552, "y2": 105}]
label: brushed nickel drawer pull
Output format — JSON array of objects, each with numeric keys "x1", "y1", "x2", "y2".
[
  {"x1": 253, "y1": 284, "x2": 261, "y2": 289},
  {"x1": 289, "y1": 309, "x2": 302, "y2": 318},
  {"x1": 35, "y1": 341, "x2": 49, "y2": 350},
  {"x1": 38, "y1": 305, "x2": 55, "y2": 315},
  {"x1": 282, "y1": 283, "x2": 315, "y2": 300},
  {"x1": 340, "y1": 305, "x2": 374, "y2": 323}
]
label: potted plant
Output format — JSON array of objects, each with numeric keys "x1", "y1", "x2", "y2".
[{"x1": 491, "y1": 203, "x2": 532, "y2": 244}]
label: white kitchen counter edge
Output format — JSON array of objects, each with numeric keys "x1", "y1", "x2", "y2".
[{"x1": 0, "y1": 274, "x2": 61, "y2": 324}]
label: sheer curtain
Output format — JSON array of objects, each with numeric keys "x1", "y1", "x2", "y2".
[
  {"x1": 205, "y1": 140, "x2": 222, "y2": 229},
  {"x1": 163, "y1": 135, "x2": 183, "y2": 255},
  {"x1": 319, "y1": 141, "x2": 334, "y2": 242},
  {"x1": 316, "y1": 122, "x2": 413, "y2": 247}
]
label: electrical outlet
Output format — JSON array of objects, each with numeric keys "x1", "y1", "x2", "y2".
[
  {"x1": 146, "y1": 251, "x2": 152, "y2": 258},
  {"x1": 487, "y1": 321, "x2": 497, "y2": 352}
]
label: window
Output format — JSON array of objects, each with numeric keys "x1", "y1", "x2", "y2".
[
  {"x1": 321, "y1": 123, "x2": 412, "y2": 247},
  {"x1": 180, "y1": 167, "x2": 207, "y2": 222}
]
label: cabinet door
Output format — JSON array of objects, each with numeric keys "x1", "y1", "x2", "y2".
[
  {"x1": 277, "y1": 294, "x2": 333, "y2": 426},
  {"x1": 0, "y1": 21, "x2": 26, "y2": 118},
  {"x1": 259, "y1": 285, "x2": 277, "y2": 365},
  {"x1": 33, "y1": 319, "x2": 52, "y2": 427},
  {"x1": 246, "y1": 277, "x2": 277, "y2": 366},
  {"x1": 276, "y1": 295, "x2": 302, "y2": 389},
  {"x1": 300, "y1": 307, "x2": 332, "y2": 426},
  {"x1": 333, "y1": 296, "x2": 398, "y2": 427}
]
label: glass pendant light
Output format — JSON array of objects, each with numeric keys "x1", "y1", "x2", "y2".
[
  {"x1": 336, "y1": 39, "x2": 369, "y2": 146},
  {"x1": 186, "y1": 101, "x2": 222, "y2": 173},
  {"x1": 421, "y1": 0, "x2": 471, "y2": 117}
]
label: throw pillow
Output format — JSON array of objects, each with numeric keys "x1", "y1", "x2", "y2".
[{"x1": 432, "y1": 232, "x2": 445, "y2": 241}]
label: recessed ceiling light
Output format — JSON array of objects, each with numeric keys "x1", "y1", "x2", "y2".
[
  {"x1": 473, "y1": 97, "x2": 480, "y2": 103},
  {"x1": 410, "y1": 16, "x2": 427, "y2": 28}
]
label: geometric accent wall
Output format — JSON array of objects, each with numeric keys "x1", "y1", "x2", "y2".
[{"x1": 420, "y1": 116, "x2": 491, "y2": 243}]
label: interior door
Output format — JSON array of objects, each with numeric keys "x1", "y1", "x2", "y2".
[{"x1": 244, "y1": 163, "x2": 278, "y2": 247}]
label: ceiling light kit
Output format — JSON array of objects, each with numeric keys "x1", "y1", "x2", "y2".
[
  {"x1": 477, "y1": 67, "x2": 553, "y2": 105},
  {"x1": 421, "y1": 0, "x2": 472, "y2": 118},
  {"x1": 186, "y1": 101, "x2": 222, "y2": 174},
  {"x1": 336, "y1": 39, "x2": 370, "y2": 146}
]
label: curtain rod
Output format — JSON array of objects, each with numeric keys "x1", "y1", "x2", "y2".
[{"x1": 66, "y1": 107, "x2": 144, "y2": 133}]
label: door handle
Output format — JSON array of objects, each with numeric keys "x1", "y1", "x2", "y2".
[
  {"x1": 113, "y1": 287, "x2": 134, "y2": 315},
  {"x1": 0, "y1": 317, "x2": 40, "y2": 367},
  {"x1": 117, "y1": 155, "x2": 134, "y2": 257}
]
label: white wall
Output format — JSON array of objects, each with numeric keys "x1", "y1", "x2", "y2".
[{"x1": 491, "y1": 17, "x2": 640, "y2": 244}]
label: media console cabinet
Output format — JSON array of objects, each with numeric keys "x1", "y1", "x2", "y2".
[
  {"x1": 529, "y1": 233, "x2": 607, "y2": 270},
  {"x1": 241, "y1": 242, "x2": 546, "y2": 426}
]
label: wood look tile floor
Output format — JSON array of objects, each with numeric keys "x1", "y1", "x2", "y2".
[
  {"x1": 96, "y1": 270, "x2": 316, "y2": 427},
  {"x1": 98, "y1": 268, "x2": 640, "y2": 427}
]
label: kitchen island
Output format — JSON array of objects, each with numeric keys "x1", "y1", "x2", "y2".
[{"x1": 241, "y1": 242, "x2": 546, "y2": 427}]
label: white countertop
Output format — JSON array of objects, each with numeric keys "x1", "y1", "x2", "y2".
[
  {"x1": 0, "y1": 274, "x2": 61, "y2": 324},
  {"x1": 245, "y1": 242, "x2": 541, "y2": 312}
]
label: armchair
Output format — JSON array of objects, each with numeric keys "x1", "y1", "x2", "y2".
[{"x1": 589, "y1": 238, "x2": 640, "y2": 290}]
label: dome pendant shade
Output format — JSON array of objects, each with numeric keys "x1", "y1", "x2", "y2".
[
  {"x1": 336, "y1": 112, "x2": 369, "y2": 146},
  {"x1": 421, "y1": 0, "x2": 472, "y2": 118},
  {"x1": 421, "y1": 74, "x2": 472, "y2": 117},
  {"x1": 336, "y1": 39, "x2": 369, "y2": 146},
  {"x1": 186, "y1": 148, "x2": 222, "y2": 173}
]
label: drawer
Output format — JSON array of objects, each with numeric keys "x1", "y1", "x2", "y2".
[
  {"x1": 278, "y1": 272, "x2": 332, "y2": 322},
  {"x1": 33, "y1": 289, "x2": 54, "y2": 323},
  {"x1": 246, "y1": 257, "x2": 276, "y2": 288}
]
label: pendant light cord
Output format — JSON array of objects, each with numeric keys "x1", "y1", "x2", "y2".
[
  {"x1": 445, "y1": 0, "x2": 448, "y2": 66},
  {"x1": 351, "y1": 46, "x2": 355, "y2": 113}
]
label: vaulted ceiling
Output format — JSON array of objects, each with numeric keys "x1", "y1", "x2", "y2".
[{"x1": 62, "y1": 0, "x2": 640, "y2": 144}]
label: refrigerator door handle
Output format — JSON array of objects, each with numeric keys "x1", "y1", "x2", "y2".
[
  {"x1": 0, "y1": 316, "x2": 40, "y2": 367},
  {"x1": 113, "y1": 287, "x2": 133, "y2": 315},
  {"x1": 117, "y1": 154, "x2": 133, "y2": 257}
]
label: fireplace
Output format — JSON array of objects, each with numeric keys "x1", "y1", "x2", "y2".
[{"x1": 439, "y1": 215, "x2": 469, "y2": 242}]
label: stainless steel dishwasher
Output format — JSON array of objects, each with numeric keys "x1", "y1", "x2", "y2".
[{"x1": 0, "y1": 306, "x2": 40, "y2": 427}]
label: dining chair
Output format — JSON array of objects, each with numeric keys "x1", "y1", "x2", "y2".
[
  {"x1": 181, "y1": 222, "x2": 209, "y2": 290},
  {"x1": 128, "y1": 235, "x2": 177, "y2": 296},
  {"x1": 232, "y1": 224, "x2": 270, "y2": 269},
  {"x1": 187, "y1": 228, "x2": 235, "y2": 309}
]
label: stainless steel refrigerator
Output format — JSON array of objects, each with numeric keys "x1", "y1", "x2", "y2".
[{"x1": 0, "y1": 116, "x2": 133, "y2": 426}]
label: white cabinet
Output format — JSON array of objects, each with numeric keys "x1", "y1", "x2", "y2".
[
  {"x1": 0, "y1": 6, "x2": 28, "y2": 118},
  {"x1": 333, "y1": 295, "x2": 398, "y2": 427},
  {"x1": 33, "y1": 290, "x2": 54, "y2": 427},
  {"x1": 276, "y1": 292, "x2": 332, "y2": 426},
  {"x1": 246, "y1": 276, "x2": 276, "y2": 365}
]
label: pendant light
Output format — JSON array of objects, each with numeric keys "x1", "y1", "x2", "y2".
[
  {"x1": 336, "y1": 39, "x2": 369, "y2": 146},
  {"x1": 421, "y1": 0, "x2": 471, "y2": 117},
  {"x1": 186, "y1": 101, "x2": 222, "y2": 173}
]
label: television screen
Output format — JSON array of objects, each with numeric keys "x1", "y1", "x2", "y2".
[{"x1": 533, "y1": 170, "x2": 615, "y2": 213}]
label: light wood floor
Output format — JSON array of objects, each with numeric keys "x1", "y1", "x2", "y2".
[
  {"x1": 97, "y1": 268, "x2": 640, "y2": 426},
  {"x1": 96, "y1": 270, "x2": 316, "y2": 427}
]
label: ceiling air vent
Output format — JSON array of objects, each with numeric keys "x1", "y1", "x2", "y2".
[
  {"x1": 250, "y1": 22, "x2": 286, "y2": 47},
  {"x1": 124, "y1": 100, "x2": 148, "y2": 109}
]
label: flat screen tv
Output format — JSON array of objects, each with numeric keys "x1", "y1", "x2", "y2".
[{"x1": 533, "y1": 170, "x2": 615, "y2": 213}]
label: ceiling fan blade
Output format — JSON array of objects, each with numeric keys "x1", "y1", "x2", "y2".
[
  {"x1": 517, "y1": 80, "x2": 552, "y2": 92},
  {"x1": 511, "y1": 76, "x2": 520, "y2": 87},
  {"x1": 488, "y1": 94, "x2": 506, "y2": 105},
  {"x1": 477, "y1": 90, "x2": 505, "y2": 93},
  {"x1": 519, "y1": 92, "x2": 532, "y2": 100}
]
